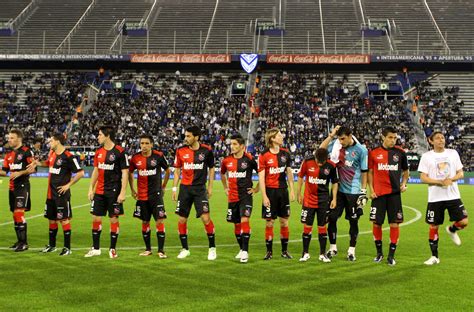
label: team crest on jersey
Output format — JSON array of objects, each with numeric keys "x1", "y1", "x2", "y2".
[
  {"x1": 150, "y1": 159, "x2": 157, "y2": 167},
  {"x1": 198, "y1": 153, "x2": 205, "y2": 161},
  {"x1": 17, "y1": 154, "x2": 23, "y2": 161},
  {"x1": 57, "y1": 212, "x2": 63, "y2": 220},
  {"x1": 244, "y1": 209, "x2": 250, "y2": 217},
  {"x1": 158, "y1": 210, "x2": 165, "y2": 218},
  {"x1": 241, "y1": 161, "x2": 248, "y2": 169},
  {"x1": 280, "y1": 156, "x2": 287, "y2": 163},
  {"x1": 393, "y1": 155, "x2": 399, "y2": 162},
  {"x1": 351, "y1": 151, "x2": 356, "y2": 157},
  {"x1": 202, "y1": 203, "x2": 209, "y2": 213},
  {"x1": 397, "y1": 212, "x2": 403, "y2": 220},
  {"x1": 56, "y1": 159, "x2": 62, "y2": 166},
  {"x1": 324, "y1": 168, "x2": 330, "y2": 175},
  {"x1": 17, "y1": 200, "x2": 23, "y2": 208},
  {"x1": 109, "y1": 154, "x2": 116, "y2": 162}
]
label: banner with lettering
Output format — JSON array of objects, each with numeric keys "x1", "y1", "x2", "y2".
[
  {"x1": 129, "y1": 54, "x2": 231, "y2": 63},
  {"x1": 266, "y1": 54, "x2": 370, "y2": 64}
]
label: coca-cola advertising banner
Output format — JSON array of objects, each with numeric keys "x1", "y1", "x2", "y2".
[
  {"x1": 266, "y1": 54, "x2": 370, "y2": 64},
  {"x1": 130, "y1": 54, "x2": 231, "y2": 63}
]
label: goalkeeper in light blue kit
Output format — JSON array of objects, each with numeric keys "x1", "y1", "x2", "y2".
[{"x1": 320, "y1": 125, "x2": 368, "y2": 261}]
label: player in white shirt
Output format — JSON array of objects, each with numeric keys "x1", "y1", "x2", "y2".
[{"x1": 417, "y1": 131, "x2": 468, "y2": 265}]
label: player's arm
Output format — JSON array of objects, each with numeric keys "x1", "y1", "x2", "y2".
[
  {"x1": 319, "y1": 125, "x2": 340, "y2": 149},
  {"x1": 368, "y1": 168, "x2": 376, "y2": 199},
  {"x1": 258, "y1": 170, "x2": 270, "y2": 207},
  {"x1": 10, "y1": 168, "x2": 32, "y2": 180},
  {"x1": 296, "y1": 176, "x2": 304, "y2": 205},
  {"x1": 58, "y1": 170, "x2": 84, "y2": 195},
  {"x1": 172, "y1": 167, "x2": 180, "y2": 201},
  {"x1": 221, "y1": 173, "x2": 229, "y2": 196},
  {"x1": 117, "y1": 168, "x2": 128, "y2": 203},
  {"x1": 88, "y1": 167, "x2": 99, "y2": 201},
  {"x1": 128, "y1": 170, "x2": 137, "y2": 199},
  {"x1": 162, "y1": 167, "x2": 171, "y2": 195},
  {"x1": 286, "y1": 166, "x2": 295, "y2": 201},
  {"x1": 400, "y1": 169, "x2": 409, "y2": 192},
  {"x1": 420, "y1": 172, "x2": 444, "y2": 186},
  {"x1": 207, "y1": 167, "x2": 215, "y2": 199},
  {"x1": 330, "y1": 182, "x2": 338, "y2": 209},
  {"x1": 250, "y1": 181, "x2": 259, "y2": 194}
]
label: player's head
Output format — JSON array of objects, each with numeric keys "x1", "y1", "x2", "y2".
[
  {"x1": 428, "y1": 131, "x2": 445, "y2": 150},
  {"x1": 184, "y1": 126, "x2": 201, "y2": 146},
  {"x1": 98, "y1": 125, "x2": 115, "y2": 145},
  {"x1": 315, "y1": 148, "x2": 329, "y2": 164},
  {"x1": 50, "y1": 133, "x2": 66, "y2": 151},
  {"x1": 265, "y1": 127, "x2": 283, "y2": 148},
  {"x1": 381, "y1": 126, "x2": 398, "y2": 149},
  {"x1": 336, "y1": 126, "x2": 353, "y2": 148},
  {"x1": 33, "y1": 138, "x2": 42, "y2": 150},
  {"x1": 8, "y1": 129, "x2": 23, "y2": 149},
  {"x1": 230, "y1": 134, "x2": 246, "y2": 155},
  {"x1": 139, "y1": 134, "x2": 154, "y2": 154}
]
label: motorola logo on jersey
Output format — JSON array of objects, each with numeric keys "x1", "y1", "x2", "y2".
[
  {"x1": 308, "y1": 176, "x2": 327, "y2": 185},
  {"x1": 183, "y1": 162, "x2": 204, "y2": 170},
  {"x1": 269, "y1": 166, "x2": 285, "y2": 174},
  {"x1": 9, "y1": 163, "x2": 23, "y2": 170},
  {"x1": 228, "y1": 171, "x2": 247, "y2": 178},
  {"x1": 378, "y1": 163, "x2": 399, "y2": 171},
  {"x1": 138, "y1": 168, "x2": 157, "y2": 176},
  {"x1": 49, "y1": 167, "x2": 61, "y2": 175},
  {"x1": 98, "y1": 162, "x2": 115, "y2": 170}
]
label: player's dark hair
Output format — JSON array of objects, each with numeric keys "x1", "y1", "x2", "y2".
[
  {"x1": 336, "y1": 126, "x2": 352, "y2": 136},
  {"x1": 382, "y1": 126, "x2": 397, "y2": 137},
  {"x1": 428, "y1": 131, "x2": 444, "y2": 143},
  {"x1": 52, "y1": 133, "x2": 66, "y2": 145},
  {"x1": 139, "y1": 134, "x2": 154, "y2": 144},
  {"x1": 230, "y1": 134, "x2": 245, "y2": 145},
  {"x1": 315, "y1": 148, "x2": 329, "y2": 163},
  {"x1": 185, "y1": 125, "x2": 201, "y2": 139},
  {"x1": 99, "y1": 125, "x2": 115, "y2": 141},
  {"x1": 9, "y1": 129, "x2": 23, "y2": 140}
]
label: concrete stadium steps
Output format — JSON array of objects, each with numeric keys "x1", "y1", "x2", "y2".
[
  {"x1": 0, "y1": 0, "x2": 32, "y2": 20},
  {"x1": 362, "y1": 0, "x2": 446, "y2": 54}
]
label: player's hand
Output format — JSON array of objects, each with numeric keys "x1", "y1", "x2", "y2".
[
  {"x1": 26, "y1": 161, "x2": 37, "y2": 172},
  {"x1": 370, "y1": 192, "x2": 378, "y2": 199},
  {"x1": 330, "y1": 199, "x2": 337, "y2": 209},
  {"x1": 57, "y1": 183, "x2": 71, "y2": 195},
  {"x1": 330, "y1": 125, "x2": 341, "y2": 138},
  {"x1": 297, "y1": 193, "x2": 303, "y2": 205},
  {"x1": 10, "y1": 171, "x2": 22, "y2": 180},
  {"x1": 289, "y1": 190, "x2": 295, "y2": 202},
  {"x1": 263, "y1": 195, "x2": 271, "y2": 208},
  {"x1": 224, "y1": 188, "x2": 229, "y2": 196},
  {"x1": 88, "y1": 190, "x2": 94, "y2": 201},
  {"x1": 117, "y1": 192, "x2": 126, "y2": 204},
  {"x1": 172, "y1": 190, "x2": 177, "y2": 201},
  {"x1": 442, "y1": 179, "x2": 453, "y2": 187},
  {"x1": 400, "y1": 184, "x2": 408, "y2": 192},
  {"x1": 207, "y1": 187, "x2": 213, "y2": 199},
  {"x1": 131, "y1": 189, "x2": 138, "y2": 200}
]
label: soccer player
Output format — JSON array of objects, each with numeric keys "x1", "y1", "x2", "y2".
[
  {"x1": 297, "y1": 148, "x2": 338, "y2": 263},
  {"x1": 172, "y1": 125, "x2": 217, "y2": 260},
  {"x1": 129, "y1": 134, "x2": 171, "y2": 257},
  {"x1": 368, "y1": 126, "x2": 409, "y2": 266},
  {"x1": 0, "y1": 129, "x2": 35, "y2": 252},
  {"x1": 84, "y1": 126, "x2": 129, "y2": 259},
  {"x1": 30, "y1": 133, "x2": 84, "y2": 256},
  {"x1": 258, "y1": 128, "x2": 295, "y2": 260},
  {"x1": 320, "y1": 125, "x2": 368, "y2": 261},
  {"x1": 418, "y1": 131, "x2": 468, "y2": 265},
  {"x1": 221, "y1": 134, "x2": 259, "y2": 263}
]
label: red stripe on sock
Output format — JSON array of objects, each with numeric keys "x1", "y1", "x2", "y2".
[
  {"x1": 178, "y1": 222, "x2": 187, "y2": 235},
  {"x1": 142, "y1": 224, "x2": 150, "y2": 233},
  {"x1": 234, "y1": 223, "x2": 242, "y2": 235},
  {"x1": 373, "y1": 224, "x2": 383, "y2": 241},
  {"x1": 13, "y1": 211, "x2": 25, "y2": 223},
  {"x1": 280, "y1": 226, "x2": 289, "y2": 239},
  {"x1": 454, "y1": 221, "x2": 466, "y2": 229},
  {"x1": 389, "y1": 227, "x2": 399, "y2": 244},
  {"x1": 49, "y1": 223, "x2": 59, "y2": 230},
  {"x1": 303, "y1": 225, "x2": 313, "y2": 235},
  {"x1": 110, "y1": 222, "x2": 119, "y2": 234},
  {"x1": 265, "y1": 226, "x2": 273, "y2": 241},
  {"x1": 429, "y1": 226, "x2": 439, "y2": 240},
  {"x1": 241, "y1": 221, "x2": 251, "y2": 234},
  {"x1": 156, "y1": 223, "x2": 165, "y2": 232},
  {"x1": 205, "y1": 220, "x2": 215, "y2": 235},
  {"x1": 92, "y1": 221, "x2": 102, "y2": 231},
  {"x1": 62, "y1": 223, "x2": 71, "y2": 231},
  {"x1": 317, "y1": 226, "x2": 327, "y2": 235}
]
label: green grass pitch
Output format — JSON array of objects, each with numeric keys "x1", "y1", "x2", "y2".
[{"x1": 0, "y1": 177, "x2": 472, "y2": 311}]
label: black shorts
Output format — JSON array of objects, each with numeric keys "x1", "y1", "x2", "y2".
[
  {"x1": 262, "y1": 188, "x2": 290, "y2": 220},
  {"x1": 301, "y1": 204, "x2": 329, "y2": 227},
  {"x1": 134, "y1": 195, "x2": 167, "y2": 222},
  {"x1": 425, "y1": 199, "x2": 468, "y2": 225},
  {"x1": 91, "y1": 193, "x2": 124, "y2": 217},
  {"x1": 44, "y1": 197, "x2": 72, "y2": 220},
  {"x1": 369, "y1": 193, "x2": 403, "y2": 225},
  {"x1": 227, "y1": 196, "x2": 253, "y2": 223},
  {"x1": 328, "y1": 192, "x2": 360, "y2": 221},
  {"x1": 175, "y1": 184, "x2": 210, "y2": 218},
  {"x1": 9, "y1": 188, "x2": 31, "y2": 212}
]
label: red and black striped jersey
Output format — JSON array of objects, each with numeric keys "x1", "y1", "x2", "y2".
[
  {"x1": 129, "y1": 150, "x2": 169, "y2": 201},
  {"x1": 93, "y1": 145, "x2": 129, "y2": 195},
  {"x1": 369, "y1": 146, "x2": 409, "y2": 197},
  {"x1": 173, "y1": 144, "x2": 215, "y2": 186},
  {"x1": 258, "y1": 148, "x2": 292, "y2": 189},
  {"x1": 45, "y1": 150, "x2": 83, "y2": 200},
  {"x1": 298, "y1": 158, "x2": 338, "y2": 208},
  {"x1": 221, "y1": 152, "x2": 258, "y2": 203},
  {"x1": 2, "y1": 146, "x2": 35, "y2": 191}
]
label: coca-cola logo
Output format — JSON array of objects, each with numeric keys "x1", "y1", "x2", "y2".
[
  {"x1": 181, "y1": 54, "x2": 203, "y2": 63},
  {"x1": 318, "y1": 55, "x2": 342, "y2": 63},
  {"x1": 267, "y1": 54, "x2": 291, "y2": 63},
  {"x1": 293, "y1": 55, "x2": 316, "y2": 63},
  {"x1": 342, "y1": 55, "x2": 369, "y2": 64},
  {"x1": 266, "y1": 54, "x2": 370, "y2": 64},
  {"x1": 205, "y1": 54, "x2": 230, "y2": 63}
]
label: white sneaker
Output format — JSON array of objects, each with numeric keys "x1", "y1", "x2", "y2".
[
  {"x1": 84, "y1": 248, "x2": 101, "y2": 257},
  {"x1": 240, "y1": 251, "x2": 249, "y2": 263},
  {"x1": 109, "y1": 248, "x2": 118, "y2": 259},
  {"x1": 446, "y1": 226, "x2": 461, "y2": 246},
  {"x1": 208, "y1": 247, "x2": 217, "y2": 261},
  {"x1": 299, "y1": 253, "x2": 311, "y2": 262},
  {"x1": 319, "y1": 254, "x2": 331, "y2": 263},
  {"x1": 177, "y1": 249, "x2": 190, "y2": 259},
  {"x1": 424, "y1": 256, "x2": 440, "y2": 265},
  {"x1": 235, "y1": 249, "x2": 243, "y2": 259}
]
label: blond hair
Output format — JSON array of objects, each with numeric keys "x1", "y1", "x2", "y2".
[{"x1": 265, "y1": 127, "x2": 280, "y2": 148}]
